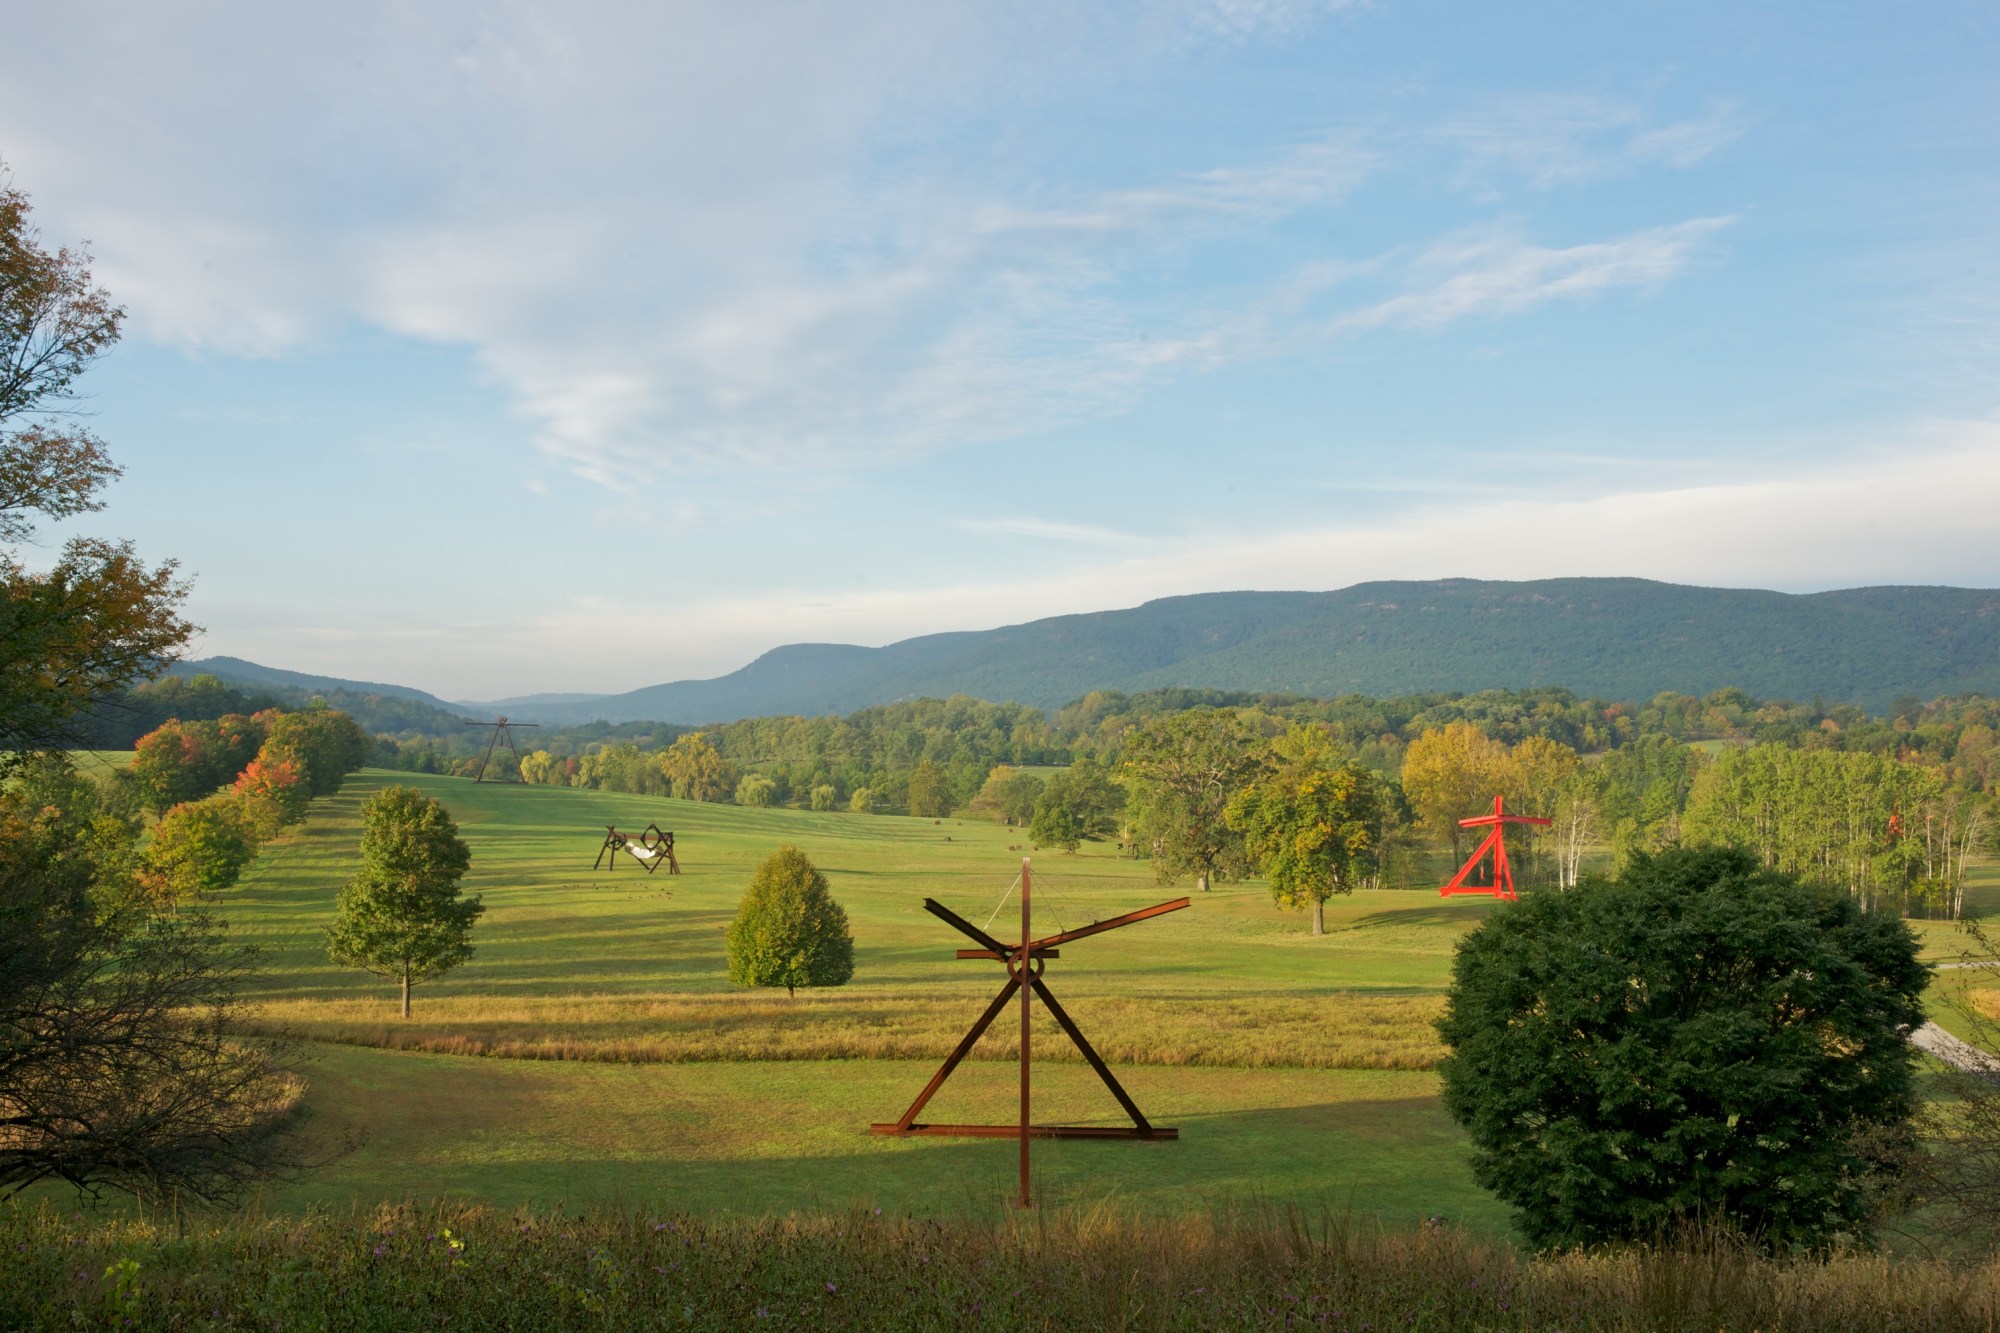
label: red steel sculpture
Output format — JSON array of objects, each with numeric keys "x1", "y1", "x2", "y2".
[
  {"x1": 871, "y1": 859, "x2": 1186, "y2": 1208},
  {"x1": 1437, "y1": 794, "x2": 1551, "y2": 901}
]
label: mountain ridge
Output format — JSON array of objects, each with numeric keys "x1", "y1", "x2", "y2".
[{"x1": 169, "y1": 578, "x2": 2000, "y2": 725}]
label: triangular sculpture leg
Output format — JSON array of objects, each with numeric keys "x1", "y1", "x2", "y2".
[
  {"x1": 1030, "y1": 976, "x2": 1156, "y2": 1134},
  {"x1": 888, "y1": 974, "x2": 1022, "y2": 1130}
]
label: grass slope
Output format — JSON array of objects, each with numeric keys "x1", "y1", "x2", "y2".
[
  {"x1": 211, "y1": 771, "x2": 1506, "y2": 1221},
  {"x1": 184, "y1": 771, "x2": 1991, "y2": 1225}
]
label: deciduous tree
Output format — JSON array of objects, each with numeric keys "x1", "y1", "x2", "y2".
[
  {"x1": 0, "y1": 175, "x2": 190, "y2": 769},
  {"x1": 325, "y1": 786, "x2": 480, "y2": 1018},
  {"x1": 1119, "y1": 710, "x2": 1264, "y2": 892},
  {"x1": 1029, "y1": 758, "x2": 1122, "y2": 853},
  {"x1": 1399, "y1": 721, "x2": 1515, "y2": 861},
  {"x1": 140, "y1": 796, "x2": 255, "y2": 905},
  {"x1": 906, "y1": 758, "x2": 953, "y2": 817},
  {"x1": 725, "y1": 846, "x2": 854, "y2": 997},
  {"x1": 661, "y1": 732, "x2": 738, "y2": 803},
  {"x1": 0, "y1": 165, "x2": 306, "y2": 1205},
  {"x1": 1226, "y1": 725, "x2": 1385, "y2": 936}
]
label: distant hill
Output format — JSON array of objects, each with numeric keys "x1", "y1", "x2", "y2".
[
  {"x1": 166, "y1": 656, "x2": 461, "y2": 709},
  {"x1": 176, "y1": 579, "x2": 2000, "y2": 726},
  {"x1": 442, "y1": 578, "x2": 2000, "y2": 724}
]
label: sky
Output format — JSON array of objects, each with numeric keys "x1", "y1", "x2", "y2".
[{"x1": 3, "y1": 1, "x2": 1996, "y2": 700}]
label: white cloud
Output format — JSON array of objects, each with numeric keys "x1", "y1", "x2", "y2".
[
  {"x1": 0, "y1": 3, "x2": 1735, "y2": 490},
  {"x1": 1437, "y1": 95, "x2": 1747, "y2": 188},
  {"x1": 955, "y1": 517, "x2": 1141, "y2": 544},
  {"x1": 1335, "y1": 217, "x2": 1733, "y2": 333}
]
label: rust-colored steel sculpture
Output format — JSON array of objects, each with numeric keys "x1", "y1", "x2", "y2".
[
  {"x1": 1438, "y1": 794, "x2": 1551, "y2": 901},
  {"x1": 870, "y1": 859, "x2": 1187, "y2": 1208},
  {"x1": 470, "y1": 716, "x2": 539, "y2": 783},
  {"x1": 593, "y1": 823, "x2": 680, "y2": 874}
]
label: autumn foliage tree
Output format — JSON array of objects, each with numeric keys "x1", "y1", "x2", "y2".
[
  {"x1": 0, "y1": 174, "x2": 190, "y2": 771},
  {"x1": 660, "y1": 732, "x2": 738, "y2": 803},
  {"x1": 0, "y1": 163, "x2": 306, "y2": 1203},
  {"x1": 1399, "y1": 720, "x2": 1517, "y2": 861}
]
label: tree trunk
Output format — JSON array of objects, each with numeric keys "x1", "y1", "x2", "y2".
[
  {"x1": 401, "y1": 966, "x2": 411, "y2": 1019},
  {"x1": 1312, "y1": 899, "x2": 1325, "y2": 937},
  {"x1": 1197, "y1": 867, "x2": 1210, "y2": 892}
]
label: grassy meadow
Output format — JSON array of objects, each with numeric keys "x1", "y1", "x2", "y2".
[
  {"x1": 40, "y1": 766, "x2": 2000, "y2": 1240},
  {"x1": 179, "y1": 768, "x2": 1518, "y2": 1226}
]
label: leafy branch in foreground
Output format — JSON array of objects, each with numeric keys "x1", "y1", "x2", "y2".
[{"x1": 0, "y1": 778, "x2": 313, "y2": 1203}]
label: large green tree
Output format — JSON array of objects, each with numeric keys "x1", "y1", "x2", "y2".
[
  {"x1": 1437, "y1": 846, "x2": 1927, "y2": 1250},
  {"x1": 1029, "y1": 757, "x2": 1122, "y2": 853},
  {"x1": 725, "y1": 845, "x2": 854, "y2": 997},
  {"x1": 1227, "y1": 725, "x2": 1385, "y2": 936},
  {"x1": 326, "y1": 786, "x2": 481, "y2": 1017},
  {"x1": 1118, "y1": 709, "x2": 1264, "y2": 892},
  {"x1": 0, "y1": 167, "x2": 304, "y2": 1204},
  {"x1": 0, "y1": 169, "x2": 191, "y2": 770}
]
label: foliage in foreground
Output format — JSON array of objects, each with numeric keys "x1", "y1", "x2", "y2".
[
  {"x1": 0, "y1": 771, "x2": 307, "y2": 1203},
  {"x1": 1440, "y1": 846, "x2": 1928, "y2": 1251},
  {"x1": 6, "y1": 1200, "x2": 2000, "y2": 1332}
]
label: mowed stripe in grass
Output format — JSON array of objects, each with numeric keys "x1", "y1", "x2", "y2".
[
  {"x1": 228, "y1": 770, "x2": 1489, "y2": 1067},
  {"x1": 283, "y1": 1043, "x2": 1507, "y2": 1228}
]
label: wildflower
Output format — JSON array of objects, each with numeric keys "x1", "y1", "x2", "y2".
[{"x1": 826, "y1": 1282, "x2": 837, "y2": 1292}]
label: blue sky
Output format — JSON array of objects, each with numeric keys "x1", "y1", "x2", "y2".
[{"x1": 5, "y1": 1, "x2": 1995, "y2": 699}]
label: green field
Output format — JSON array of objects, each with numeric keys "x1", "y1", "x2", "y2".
[
  {"x1": 101, "y1": 767, "x2": 1997, "y2": 1236},
  {"x1": 196, "y1": 770, "x2": 1514, "y2": 1227}
]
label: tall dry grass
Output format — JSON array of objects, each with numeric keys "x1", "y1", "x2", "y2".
[
  {"x1": 6, "y1": 1199, "x2": 1994, "y2": 1331},
  {"x1": 239, "y1": 989, "x2": 1447, "y2": 1069}
]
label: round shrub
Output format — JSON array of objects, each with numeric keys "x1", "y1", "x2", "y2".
[
  {"x1": 1437, "y1": 846, "x2": 1927, "y2": 1250},
  {"x1": 725, "y1": 845, "x2": 854, "y2": 997}
]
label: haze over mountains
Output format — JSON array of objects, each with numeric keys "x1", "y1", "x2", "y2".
[{"x1": 175, "y1": 579, "x2": 2000, "y2": 724}]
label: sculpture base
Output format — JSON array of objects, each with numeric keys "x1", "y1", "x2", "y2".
[{"x1": 869, "y1": 1123, "x2": 1177, "y2": 1140}]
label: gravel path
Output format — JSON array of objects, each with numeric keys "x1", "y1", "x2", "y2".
[{"x1": 1914, "y1": 1021, "x2": 2000, "y2": 1075}]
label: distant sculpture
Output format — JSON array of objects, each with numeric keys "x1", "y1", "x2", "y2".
[
  {"x1": 593, "y1": 823, "x2": 680, "y2": 874},
  {"x1": 1438, "y1": 794, "x2": 1550, "y2": 901}
]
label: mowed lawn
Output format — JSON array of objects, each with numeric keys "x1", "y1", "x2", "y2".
[
  {"x1": 170, "y1": 767, "x2": 1992, "y2": 1227},
  {"x1": 207, "y1": 769, "x2": 1510, "y2": 1224}
]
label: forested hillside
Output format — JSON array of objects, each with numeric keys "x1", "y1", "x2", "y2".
[{"x1": 191, "y1": 578, "x2": 1986, "y2": 725}]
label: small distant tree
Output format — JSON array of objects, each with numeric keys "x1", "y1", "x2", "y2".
[
  {"x1": 131, "y1": 720, "x2": 211, "y2": 815},
  {"x1": 1401, "y1": 720, "x2": 1516, "y2": 861},
  {"x1": 661, "y1": 732, "x2": 738, "y2": 802},
  {"x1": 140, "y1": 796, "x2": 255, "y2": 905},
  {"x1": 261, "y1": 709, "x2": 369, "y2": 797},
  {"x1": 725, "y1": 845, "x2": 854, "y2": 997},
  {"x1": 1226, "y1": 725, "x2": 1385, "y2": 936},
  {"x1": 1438, "y1": 846, "x2": 1927, "y2": 1250},
  {"x1": 232, "y1": 753, "x2": 308, "y2": 838},
  {"x1": 326, "y1": 786, "x2": 481, "y2": 1017},
  {"x1": 968, "y1": 764, "x2": 1044, "y2": 826},
  {"x1": 735, "y1": 772, "x2": 777, "y2": 807},
  {"x1": 810, "y1": 783, "x2": 837, "y2": 812},
  {"x1": 1029, "y1": 758, "x2": 1122, "y2": 852},
  {"x1": 848, "y1": 787, "x2": 874, "y2": 814},
  {"x1": 906, "y1": 758, "x2": 953, "y2": 817},
  {"x1": 1120, "y1": 710, "x2": 1264, "y2": 891}
]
